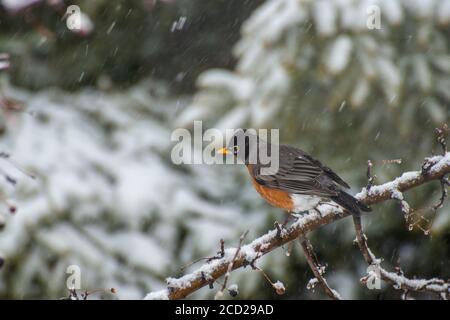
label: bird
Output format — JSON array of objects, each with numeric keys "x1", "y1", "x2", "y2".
[{"x1": 217, "y1": 129, "x2": 371, "y2": 216}]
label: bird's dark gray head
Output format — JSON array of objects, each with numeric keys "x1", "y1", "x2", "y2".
[{"x1": 219, "y1": 129, "x2": 266, "y2": 165}]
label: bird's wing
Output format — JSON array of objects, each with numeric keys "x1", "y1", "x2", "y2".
[
  {"x1": 252, "y1": 145, "x2": 350, "y2": 197},
  {"x1": 298, "y1": 152, "x2": 350, "y2": 189}
]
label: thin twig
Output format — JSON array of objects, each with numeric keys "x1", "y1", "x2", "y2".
[
  {"x1": 366, "y1": 160, "x2": 375, "y2": 191},
  {"x1": 435, "y1": 124, "x2": 448, "y2": 155},
  {"x1": 215, "y1": 230, "x2": 248, "y2": 299},
  {"x1": 299, "y1": 236, "x2": 341, "y2": 300},
  {"x1": 181, "y1": 238, "x2": 226, "y2": 270},
  {"x1": 432, "y1": 176, "x2": 448, "y2": 212}
]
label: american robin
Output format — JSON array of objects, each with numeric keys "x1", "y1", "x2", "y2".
[{"x1": 218, "y1": 129, "x2": 371, "y2": 216}]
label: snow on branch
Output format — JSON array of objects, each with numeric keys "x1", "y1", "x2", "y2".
[
  {"x1": 145, "y1": 139, "x2": 450, "y2": 300},
  {"x1": 353, "y1": 214, "x2": 449, "y2": 299}
]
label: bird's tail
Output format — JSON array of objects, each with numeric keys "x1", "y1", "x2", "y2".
[{"x1": 331, "y1": 190, "x2": 371, "y2": 216}]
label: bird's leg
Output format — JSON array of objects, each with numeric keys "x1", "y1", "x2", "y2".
[
  {"x1": 274, "y1": 221, "x2": 283, "y2": 238},
  {"x1": 314, "y1": 207, "x2": 323, "y2": 217},
  {"x1": 320, "y1": 201, "x2": 345, "y2": 217},
  {"x1": 274, "y1": 215, "x2": 295, "y2": 238},
  {"x1": 300, "y1": 202, "x2": 323, "y2": 217},
  {"x1": 276, "y1": 212, "x2": 302, "y2": 238},
  {"x1": 315, "y1": 200, "x2": 341, "y2": 217},
  {"x1": 282, "y1": 211, "x2": 298, "y2": 226}
]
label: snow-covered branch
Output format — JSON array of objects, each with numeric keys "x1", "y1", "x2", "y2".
[
  {"x1": 353, "y1": 214, "x2": 449, "y2": 299},
  {"x1": 145, "y1": 151, "x2": 450, "y2": 300}
]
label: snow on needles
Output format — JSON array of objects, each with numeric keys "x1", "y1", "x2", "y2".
[
  {"x1": 181, "y1": 0, "x2": 450, "y2": 127},
  {"x1": 0, "y1": 82, "x2": 261, "y2": 299}
]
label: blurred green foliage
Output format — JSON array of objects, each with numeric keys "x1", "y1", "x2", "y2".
[
  {"x1": 0, "y1": 0, "x2": 449, "y2": 300},
  {"x1": 0, "y1": 0, "x2": 260, "y2": 91}
]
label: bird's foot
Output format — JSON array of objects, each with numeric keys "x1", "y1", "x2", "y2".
[
  {"x1": 314, "y1": 207, "x2": 323, "y2": 217},
  {"x1": 282, "y1": 213, "x2": 299, "y2": 226},
  {"x1": 274, "y1": 221, "x2": 284, "y2": 239}
]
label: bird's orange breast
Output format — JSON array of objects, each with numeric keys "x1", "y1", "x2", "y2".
[{"x1": 247, "y1": 165, "x2": 294, "y2": 212}]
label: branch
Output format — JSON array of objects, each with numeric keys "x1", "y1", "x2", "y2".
[
  {"x1": 214, "y1": 230, "x2": 248, "y2": 299},
  {"x1": 144, "y1": 152, "x2": 450, "y2": 300},
  {"x1": 353, "y1": 214, "x2": 449, "y2": 298},
  {"x1": 299, "y1": 236, "x2": 341, "y2": 300}
]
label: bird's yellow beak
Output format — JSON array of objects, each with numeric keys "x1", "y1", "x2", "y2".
[{"x1": 217, "y1": 147, "x2": 230, "y2": 155}]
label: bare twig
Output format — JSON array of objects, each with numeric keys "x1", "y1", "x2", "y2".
[
  {"x1": 215, "y1": 230, "x2": 248, "y2": 299},
  {"x1": 391, "y1": 172, "x2": 448, "y2": 235},
  {"x1": 432, "y1": 176, "x2": 448, "y2": 212},
  {"x1": 64, "y1": 287, "x2": 116, "y2": 300},
  {"x1": 247, "y1": 260, "x2": 286, "y2": 296},
  {"x1": 366, "y1": 160, "x2": 375, "y2": 191},
  {"x1": 299, "y1": 236, "x2": 341, "y2": 300},
  {"x1": 366, "y1": 159, "x2": 402, "y2": 191},
  {"x1": 435, "y1": 124, "x2": 448, "y2": 155}
]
